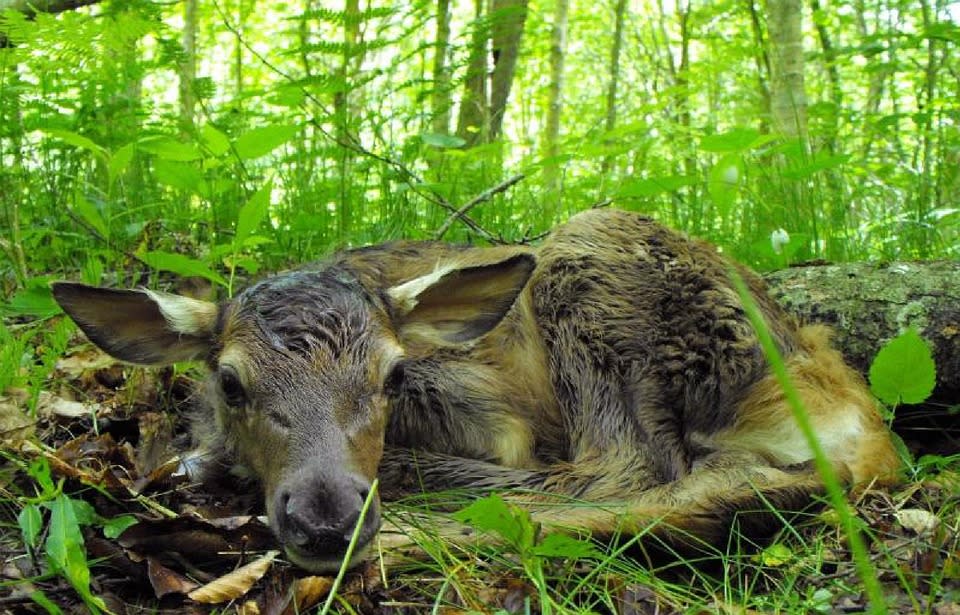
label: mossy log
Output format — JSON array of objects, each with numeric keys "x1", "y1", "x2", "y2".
[{"x1": 764, "y1": 261, "x2": 960, "y2": 403}]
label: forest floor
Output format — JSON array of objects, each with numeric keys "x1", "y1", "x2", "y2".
[{"x1": 2, "y1": 333, "x2": 960, "y2": 614}]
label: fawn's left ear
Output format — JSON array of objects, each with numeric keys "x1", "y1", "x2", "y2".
[
  {"x1": 387, "y1": 253, "x2": 536, "y2": 344},
  {"x1": 52, "y1": 282, "x2": 218, "y2": 365}
]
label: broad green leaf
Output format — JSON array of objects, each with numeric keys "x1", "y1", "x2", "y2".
[
  {"x1": 869, "y1": 329, "x2": 936, "y2": 406},
  {"x1": 454, "y1": 494, "x2": 530, "y2": 550},
  {"x1": 200, "y1": 124, "x2": 231, "y2": 156},
  {"x1": 617, "y1": 175, "x2": 696, "y2": 198},
  {"x1": 46, "y1": 495, "x2": 104, "y2": 613},
  {"x1": 755, "y1": 542, "x2": 793, "y2": 566},
  {"x1": 4, "y1": 282, "x2": 61, "y2": 319},
  {"x1": 18, "y1": 503, "x2": 43, "y2": 549},
  {"x1": 138, "y1": 251, "x2": 227, "y2": 287},
  {"x1": 531, "y1": 533, "x2": 600, "y2": 559},
  {"x1": 782, "y1": 154, "x2": 852, "y2": 180},
  {"x1": 70, "y1": 499, "x2": 98, "y2": 526},
  {"x1": 43, "y1": 129, "x2": 107, "y2": 160},
  {"x1": 153, "y1": 159, "x2": 205, "y2": 195},
  {"x1": 28, "y1": 457, "x2": 56, "y2": 495},
  {"x1": 235, "y1": 180, "x2": 273, "y2": 245},
  {"x1": 268, "y1": 84, "x2": 306, "y2": 107},
  {"x1": 108, "y1": 143, "x2": 135, "y2": 186},
  {"x1": 102, "y1": 515, "x2": 138, "y2": 539},
  {"x1": 700, "y1": 128, "x2": 771, "y2": 153},
  {"x1": 420, "y1": 133, "x2": 466, "y2": 149},
  {"x1": 72, "y1": 192, "x2": 109, "y2": 239},
  {"x1": 234, "y1": 124, "x2": 299, "y2": 160},
  {"x1": 139, "y1": 136, "x2": 203, "y2": 162}
]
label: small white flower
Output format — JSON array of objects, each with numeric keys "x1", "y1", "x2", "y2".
[
  {"x1": 771, "y1": 228, "x2": 790, "y2": 255},
  {"x1": 722, "y1": 165, "x2": 739, "y2": 185}
]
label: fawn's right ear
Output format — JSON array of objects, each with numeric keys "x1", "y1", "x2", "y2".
[{"x1": 51, "y1": 282, "x2": 218, "y2": 365}]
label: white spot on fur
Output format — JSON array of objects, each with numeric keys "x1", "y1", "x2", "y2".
[
  {"x1": 144, "y1": 290, "x2": 217, "y2": 336},
  {"x1": 713, "y1": 404, "x2": 868, "y2": 467}
]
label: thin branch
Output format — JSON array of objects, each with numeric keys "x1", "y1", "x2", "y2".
[{"x1": 435, "y1": 174, "x2": 525, "y2": 240}]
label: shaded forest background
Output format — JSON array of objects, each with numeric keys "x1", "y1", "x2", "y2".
[{"x1": 0, "y1": 0, "x2": 957, "y2": 306}]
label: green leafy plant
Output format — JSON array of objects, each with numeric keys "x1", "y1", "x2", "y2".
[
  {"x1": 454, "y1": 494, "x2": 600, "y2": 614},
  {"x1": 16, "y1": 457, "x2": 136, "y2": 613},
  {"x1": 869, "y1": 328, "x2": 937, "y2": 408}
]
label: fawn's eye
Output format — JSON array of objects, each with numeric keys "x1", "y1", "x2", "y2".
[{"x1": 219, "y1": 365, "x2": 246, "y2": 407}]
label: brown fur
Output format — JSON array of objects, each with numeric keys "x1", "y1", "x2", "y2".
[{"x1": 51, "y1": 209, "x2": 900, "y2": 571}]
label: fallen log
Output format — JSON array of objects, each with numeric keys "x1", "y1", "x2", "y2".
[{"x1": 764, "y1": 260, "x2": 960, "y2": 404}]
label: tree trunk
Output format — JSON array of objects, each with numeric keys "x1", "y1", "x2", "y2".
[
  {"x1": 431, "y1": 0, "x2": 453, "y2": 136},
  {"x1": 233, "y1": 0, "x2": 245, "y2": 101},
  {"x1": 456, "y1": 0, "x2": 489, "y2": 147},
  {"x1": 488, "y1": 0, "x2": 528, "y2": 141},
  {"x1": 765, "y1": 261, "x2": 960, "y2": 401},
  {"x1": 745, "y1": 0, "x2": 772, "y2": 131},
  {"x1": 764, "y1": 0, "x2": 808, "y2": 138},
  {"x1": 178, "y1": 0, "x2": 198, "y2": 136},
  {"x1": 335, "y1": 0, "x2": 361, "y2": 240},
  {"x1": 599, "y1": 0, "x2": 627, "y2": 178},
  {"x1": 543, "y1": 0, "x2": 569, "y2": 194}
]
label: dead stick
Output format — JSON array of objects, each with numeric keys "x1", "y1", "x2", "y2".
[{"x1": 434, "y1": 174, "x2": 526, "y2": 241}]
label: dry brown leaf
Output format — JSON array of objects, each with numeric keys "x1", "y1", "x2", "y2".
[
  {"x1": 896, "y1": 508, "x2": 939, "y2": 536},
  {"x1": 283, "y1": 576, "x2": 334, "y2": 615},
  {"x1": 188, "y1": 550, "x2": 279, "y2": 604},
  {"x1": 56, "y1": 347, "x2": 117, "y2": 375},
  {"x1": 0, "y1": 396, "x2": 35, "y2": 443},
  {"x1": 36, "y1": 390, "x2": 99, "y2": 419},
  {"x1": 147, "y1": 556, "x2": 199, "y2": 598}
]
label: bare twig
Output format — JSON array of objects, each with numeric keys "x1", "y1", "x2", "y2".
[{"x1": 434, "y1": 174, "x2": 526, "y2": 241}]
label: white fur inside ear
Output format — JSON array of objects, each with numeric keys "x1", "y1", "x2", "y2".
[
  {"x1": 143, "y1": 289, "x2": 218, "y2": 336},
  {"x1": 387, "y1": 264, "x2": 455, "y2": 314}
]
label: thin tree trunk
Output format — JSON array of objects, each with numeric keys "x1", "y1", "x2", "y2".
[
  {"x1": 335, "y1": 0, "x2": 360, "y2": 240},
  {"x1": 431, "y1": 0, "x2": 452, "y2": 135},
  {"x1": 233, "y1": 0, "x2": 245, "y2": 100},
  {"x1": 912, "y1": 0, "x2": 942, "y2": 256},
  {"x1": 178, "y1": 0, "x2": 197, "y2": 136},
  {"x1": 543, "y1": 0, "x2": 569, "y2": 194},
  {"x1": 764, "y1": 0, "x2": 808, "y2": 139},
  {"x1": 600, "y1": 0, "x2": 627, "y2": 178},
  {"x1": 809, "y1": 0, "x2": 840, "y2": 147},
  {"x1": 745, "y1": 0, "x2": 771, "y2": 131},
  {"x1": 456, "y1": 0, "x2": 489, "y2": 147},
  {"x1": 488, "y1": 0, "x2": 528, "y2": 141}
]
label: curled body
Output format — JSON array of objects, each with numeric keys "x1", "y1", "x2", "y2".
[{"x1": 52, "y1": 209, "x2": 900, "y2": 571}]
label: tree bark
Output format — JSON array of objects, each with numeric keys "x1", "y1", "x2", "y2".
[
  {"x1": 488, "y1": 0, "x2": 528, "y2": 141},
  {"x1": 599, "y1": 0, "x2": 627, "y2": 178},
  {"x1": 764, "y1": 0, "x2": 808, "y2": 138},
  {"x1": 543, "y1": 0, "x2": 569, "y2": 193},
  {"x1": 335, "y1": 0, "x2": 361, "y2": 240},
  {"x1": 456, "y1": 0, "x2": 489, "y2": 147},
  {"x1": 765, "y1": 261, "x2": 960, "y2": 400},
  {"x1": 431, "y1": 0, "x2": 453, "y2": 136},
  {"x1": 178, "y1": 0, "x2": 198, "y2": 136}
]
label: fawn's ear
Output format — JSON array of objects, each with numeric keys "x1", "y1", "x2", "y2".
[
  {"x1": 387, "y1": 253, "x2": 536, "y2": 344},
  {"x1": 52, "y1": 282, "x2": 218, "y2": 365}
]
